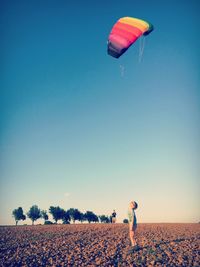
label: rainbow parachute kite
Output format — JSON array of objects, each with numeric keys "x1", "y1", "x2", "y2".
[{"x1": 107, "y1": 17, "x2": 153, "y2": 58}]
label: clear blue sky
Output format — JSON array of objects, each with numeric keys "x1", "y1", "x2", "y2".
[{"x1": 0, "y1": 0, "x2": 199, "y2": 224}]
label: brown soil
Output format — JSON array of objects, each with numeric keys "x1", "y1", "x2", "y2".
[{"x1": 0, "y1": 223, "x2": 199, "y2": 266}]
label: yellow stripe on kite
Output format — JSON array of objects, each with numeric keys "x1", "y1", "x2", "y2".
[{"x1": 119, "y1": 17, "x2": 149, "y2": 33}]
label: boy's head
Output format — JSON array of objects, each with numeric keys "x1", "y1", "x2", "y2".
[{"x1": 130, "y1": 201, "x2": 138, "y2": 210}]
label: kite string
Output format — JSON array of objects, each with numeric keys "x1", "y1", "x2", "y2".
[
  {"x1": 119, "y1": 64, "x2": 125, "y2": 77},
  {"x1": 139, "y1": 36, "x2": 146, "y2": 63}
]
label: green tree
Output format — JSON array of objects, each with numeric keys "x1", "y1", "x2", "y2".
[
  {"x1": 49, "y1": 206, "x2": 65, "y2": 223},
  {"x1": 62, "y1": 211, "x2": 70, "y2": 224},
  {"x1": 85, "y1": 211, "x2": 99, "y2": 223},
  {"x1": 27, "y1": 205, "x2": 41, "y2": 225},
  {"x1": 12, "y1": 207, "x2": 26, "y2": 225},
  {"x1": 79, "y1": 212, "x2": 87, "y2": 223},
  {"x1": 99, "y1": 215, "x2": 110, "y2": 223},
  {"x1": 41, "y1": 210, "x2": 49, "y2": 224},
  {"x1": 44, "y1": 220, "x2": 54, "y2": 225},
  {"x1": 93, "y1": 214, "x2": 99, "y2": 223},
  {"x1": 67, "y1": 208, "x2": 82, "y2": 223}
]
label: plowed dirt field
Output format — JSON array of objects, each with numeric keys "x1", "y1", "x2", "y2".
[{"x1": 0, "y1": 223, "x2": 199, "y2": 266}]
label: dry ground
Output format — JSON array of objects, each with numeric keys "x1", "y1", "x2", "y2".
[{"x1": 0, "y1": 223, "x2": 199, "y2": 266}]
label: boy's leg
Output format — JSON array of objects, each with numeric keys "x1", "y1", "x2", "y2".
[{"x1": 129, "y1": 230, "x2": 137, "y2": 246}]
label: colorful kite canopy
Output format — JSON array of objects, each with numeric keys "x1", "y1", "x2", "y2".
[{"x1": 107, "y1": 17, "x2": 153, "y2": 58}]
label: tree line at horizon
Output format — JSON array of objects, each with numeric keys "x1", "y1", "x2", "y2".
[{"x1": 12, "y1": 205, "x2": 129, "y2": 225}]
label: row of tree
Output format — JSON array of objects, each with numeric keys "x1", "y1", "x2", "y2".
[{"x1": 12, "y1": 205, "x2": 118, "y2": 225}]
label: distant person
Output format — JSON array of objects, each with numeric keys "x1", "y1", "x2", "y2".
[
  {"x1": 128, "y1": 201, "x2": 138, "y2": 250},
  {"x1": 111, "y1": 210, "x2": 117, "y2": 223}
]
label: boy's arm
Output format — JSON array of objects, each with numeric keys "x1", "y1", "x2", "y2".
[
  {"x1": 129, "y1": 211, "x2": 134, "y2": 227},
  {"x1": 132, "y1": 210, "x2": 136, "y2": 225}
]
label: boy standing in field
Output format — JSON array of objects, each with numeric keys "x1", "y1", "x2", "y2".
[
  {"x1": 128, "y1": 201, "x2": 138, "y2": 250},
  {"x1": 111, "y1": 210, "x2": 117, "y2": 223}
]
